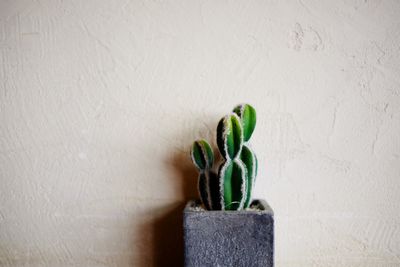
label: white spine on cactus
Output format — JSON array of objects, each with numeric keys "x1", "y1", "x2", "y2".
[
  {"x1": 247, "y1": 144, "x2": 257, "y2": 185},
  {"x1": 221, "y1": 115, "x2": 231, "y2": 160},
  {"x1": 218, "y1": 159, "x2": 230, "y2": 211},
  {"x1": 218, "y1": 158, "x2": 248, "y2": 210},
  {"x1": 239, "y1": 104, "x2": 246, "y2": 132},
  {"x1": 232, "y1": 113, "x2": 243, "y2": 159},
  {"x1": 199, "y1": 141, "x2": 209, "y2": 168},
  {"x1": 235, "y1": 158, "x2": 248, "y2": 210}
]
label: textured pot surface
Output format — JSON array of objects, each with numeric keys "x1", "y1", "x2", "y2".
[{"x1": 183, "y1": 199, "x2": 274, "y2": 267}]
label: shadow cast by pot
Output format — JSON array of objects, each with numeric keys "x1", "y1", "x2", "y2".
[
  {"x1": 133, "y1": 115, "x2": 218, "y2": 267},
  {"x1": 146, "y1": 151, "x2": 198, "y2": 267},
  {"x1": 152, "y1": 202, "x2": 186, "y2": 267},
  {"x1": 132, "y1": 150, "x2": 198, "y2": 267}
]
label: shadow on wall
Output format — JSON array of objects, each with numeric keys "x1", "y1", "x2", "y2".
[
  {"x1": 134, "y1": 148, "x2": 199, "y2": 267},
  {"x1": 133, "y1": 113, "x2": 219, "y2": 267},
  {"x1": 152, "y1": 202, "x2": 186, "y2": 267},
  {"x1": 155, "y1": 151, "x2": 198, "y2": 267}
]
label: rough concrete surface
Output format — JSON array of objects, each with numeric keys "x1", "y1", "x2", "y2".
[
  {"x1": 184, "y1": 200, "x2": 274, "y2": 267},
  {"x1": 1, "y1": 0, "x2": 400, "y2": 266}
]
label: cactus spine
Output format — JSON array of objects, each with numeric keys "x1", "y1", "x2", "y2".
[{"x1": 190, "y1": 104, "x2": 257, "y2": 211}]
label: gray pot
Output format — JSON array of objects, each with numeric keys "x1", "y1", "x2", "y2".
[{"x1": 183, "y1": 199, "x2": 274, "y2": 267}]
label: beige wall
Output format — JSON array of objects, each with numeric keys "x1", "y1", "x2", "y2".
[{"x1": 1, "y1": 0, "x2": 400, "y2": 266}]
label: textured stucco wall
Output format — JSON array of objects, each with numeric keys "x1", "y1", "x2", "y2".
[{"x1": 1, "y1": 0, "x2": 400, "y2": 266}]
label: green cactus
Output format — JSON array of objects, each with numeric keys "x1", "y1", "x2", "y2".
[
  {"x1": 233, "y1": 104, "x2": 256, "y2": 142},
  {"x1": 216, "y1": 114, "x2": 243, "y2": 160},
  {"x1": 240, "y1": 144, "x2": 256, "y2": 208},
  {"x1": 190, "y1": 104, "x2": 257, "y2": 210},
  {"x1": 233, "y1": 104, "x2": 257, "y2": 208},
  {"x1": 191, "y1": 139, "x2": 214, "y2": 170},
  {"x1": 190, "y1": 139, "x2": 214, "y2": 209},
  {"x1": 218, "y1": 159, "x2": 247, "y2": 210}
]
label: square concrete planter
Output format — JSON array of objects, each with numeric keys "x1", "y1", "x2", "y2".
[{"x1": 183, "y1": 199, "x2": 274, "y2": 267}]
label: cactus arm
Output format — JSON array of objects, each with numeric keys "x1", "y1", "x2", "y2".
[
  {"x1": 216, "y1": 114, "x2": 243, "y2": 160},
  {"x1": 199, "y1": 139, "x2": 214, "y2": 168},
  {"x1": 198, "y1": 172, "x2": 211, "y2": 210},
  {"x1": 190, "y1": 139, "x2": 214, "y2": 170},
  {"x1": 190, "y1": 139, "x2": 215, "y2": 210},
  {"x1": 198, "y1": 171, "x2": 211, "y2": 210},
  {"x1": 235, "y1": 160, "x2": 248, "y2": 210},
  {"x1": 233, "y1": 104, "x2": 256, "y2": 142},
  {"x1": 190, "y1": 142, "x2": 206, "y2": 170},
  {"x1": 241, "y1": 144, "x2": 257, "y2": 208},
  {"x1": 218, "y1": 163, "x2": 226, "y2": 210},
  {"x1": 219, "y1": 160, "x2": 247, "y2": 210}
]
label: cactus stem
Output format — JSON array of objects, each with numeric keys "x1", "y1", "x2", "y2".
[
  {"x1": 218, "y1": 160, "x2": 229, "y2": 210},
  {"x1": 205, "y1": 171, "x2": 212, "y2": 210},
  {"x1": 236, "y1": 158, "x2": 247, "y2": 210}
]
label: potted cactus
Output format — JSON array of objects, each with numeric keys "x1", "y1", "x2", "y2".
[{"x1": 184, "y1": 104, "x2": 274, "y2": 267}]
